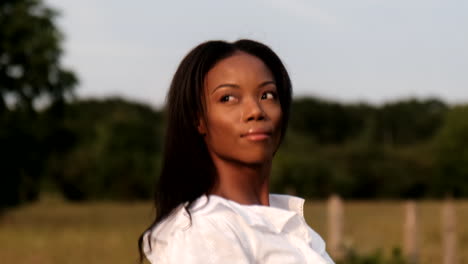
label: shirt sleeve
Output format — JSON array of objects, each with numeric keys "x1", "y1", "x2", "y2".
[
  {"x1": 307, "y1": 226, "x2": 335, "y2": 264},
  {"x1": 144, "y1": 217, "x2": 253, "y2": 264}
]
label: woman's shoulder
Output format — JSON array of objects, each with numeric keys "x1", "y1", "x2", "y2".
[
  {"x1": 144, "y1": 195, "x2": 243, "y2": 244},
  {"x1": 143, "y1": 195, "x2": 254, "y2": 263}
]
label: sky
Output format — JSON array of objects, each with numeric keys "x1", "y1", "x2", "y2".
[{"x1": 45, "y1": 0, "x2": 468, "y2": 108}]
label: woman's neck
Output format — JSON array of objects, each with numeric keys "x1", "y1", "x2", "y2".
[{"x1": 209, "y1": 159, "x2": 271, "y2": 206}]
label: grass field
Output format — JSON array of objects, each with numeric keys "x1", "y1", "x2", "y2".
[{"x1": 1, "y1": 196, "x2": 467, "y2": 264}]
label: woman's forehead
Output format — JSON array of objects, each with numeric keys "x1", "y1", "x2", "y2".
[{"x1": 204, "y1": 52, "x2": 274, "y2": 90}]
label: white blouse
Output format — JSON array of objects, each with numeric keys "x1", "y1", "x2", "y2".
[{"x1": 143, "y1": 194, "x2": 334, "y2": 264}]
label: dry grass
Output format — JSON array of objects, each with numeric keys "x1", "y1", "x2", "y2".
[
  {"x1": 1, "y1": 196, "x2": 467, "y2": 264},
  {"x1": 304, "y1": 200, "x2": 468, "y2": 264},
  {"x1": 0, "y1": 195, "x2": 154, "y2": 264}
]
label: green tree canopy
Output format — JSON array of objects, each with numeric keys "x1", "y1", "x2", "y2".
[
  {"x1": 376, "y1": 99, "x2": 447, "y2": 145},
  {"x1": 47, "y1": 99, "x2": 164, "y2": 201},
  {"x1": 0, "y1": 0, "x2": 77, "y2": 112},
  {"x1": 1, "y1": 0, "x2": 77, "y2": 211},
  {"x1": 432, "y1": 105, "x2": 468, "y2": 197}
]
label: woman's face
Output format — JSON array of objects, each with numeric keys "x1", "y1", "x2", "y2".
[{"x1": 198, "y1": 51, "x2": 282, "y2": 165}]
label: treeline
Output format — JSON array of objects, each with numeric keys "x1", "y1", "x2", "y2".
[
  {"x1": 274, "y1": 97, "x2": 457, "y2": 198},
  {"x1": 2, "y1": 96, "x2": 468, "y2": 207}
]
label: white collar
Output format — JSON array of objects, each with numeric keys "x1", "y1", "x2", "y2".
[{"x1": 190, "y1": 194, "x2": 306, "y2": 234}]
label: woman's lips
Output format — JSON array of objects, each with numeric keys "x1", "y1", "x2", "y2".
[
  {"x1": 245, "y1": 133, "x2": 270, "y2": 141},
  {"x1": 241, "y1": 128, "x2": 272, "y2": 141}
]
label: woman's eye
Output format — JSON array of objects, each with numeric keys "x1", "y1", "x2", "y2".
[
  {"x1": 220, "y1": 95, "x2": 234, "y2": 102},
  {"x1": 261, "y1": 91, "x2": 276, "y2": 100}
]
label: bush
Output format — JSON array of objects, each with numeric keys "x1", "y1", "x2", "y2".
[
  {"x1": 46, "y1": 98, "x2": 164, "y2": 201},
  {"x1": 337, "y1": 247, "x2": 407, "y2": 264}
]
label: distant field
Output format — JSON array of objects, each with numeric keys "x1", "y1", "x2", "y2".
[
  {"x1": 1, "y1": 196, "x2": 467, "y2": 264},
  {"x1": 305, "y1": 200, "x2": 468, "y2": 264}
]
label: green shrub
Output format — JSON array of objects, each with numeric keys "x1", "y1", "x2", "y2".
[{"x1": 337, "y1": 247, "x2": 408, "y2": 264}]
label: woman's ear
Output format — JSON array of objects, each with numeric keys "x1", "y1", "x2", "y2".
[{"x1": 197, "y1": 118, "x2": 207, "y2": 135}]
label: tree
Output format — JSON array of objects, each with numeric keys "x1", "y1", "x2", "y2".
[
  {"x1": 47, "y1": 99, "x2": 163, "y2": 201},
  {"x1": 0, "y1": 0, "x2": 77, "y2": 210},
  {"x1": 289, "y1": 97, "x2": 371, "y2": 144},
  {"x1": 432, "y1": 105, "x2": 468, "y2": 197},
  {"x1": 0, "y1": 0, "x2": 77, "y2": 112},
  {"x1": 375, "y1": 99, "x2": 447, "y2": 145}
]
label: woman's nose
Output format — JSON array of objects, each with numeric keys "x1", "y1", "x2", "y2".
[{"x1": 243, "y1": 98, "x2": 265, "y2": 122}]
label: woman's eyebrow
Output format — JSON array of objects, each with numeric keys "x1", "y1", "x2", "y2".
[
  {"x1": 258, "y1": 81, "x2": 276, "y2": 88},
  {"x1": 211, "y1": 83, "x2": 239, "y2": 94},
  {"x1": 211, "y1": 81, "x2": 276, "y2": 94}
]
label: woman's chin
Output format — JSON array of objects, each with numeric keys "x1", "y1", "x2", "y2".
[
  {"x1": 239, "y1": 153, "x2": 274, "y2": 166},
  {"x1": 211, "y1": 148, "x2": 275, "y2": 166}
]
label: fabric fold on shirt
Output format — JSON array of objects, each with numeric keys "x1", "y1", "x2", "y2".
[
  {"x1": 144, "y1": 193, "x2": 335, "y2": 264},
  {"x1": 192, "y1": 194, "x2": 299, "y2": 234}
]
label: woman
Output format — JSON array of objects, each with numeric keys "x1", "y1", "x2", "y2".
[{"x1": 139, "y1": 39, "x2": 334, "y2": 264}]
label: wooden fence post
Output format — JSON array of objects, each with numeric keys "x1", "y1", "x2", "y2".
[
  {"x1": 403, "y1": 200, "x2": 419, "y2": 264},
  {"x1": 442, "y1": 197, "x2": 457, "y2": 264},
  {"x1": 327, "y1": 194, "x2": 344, "y2": 260}
]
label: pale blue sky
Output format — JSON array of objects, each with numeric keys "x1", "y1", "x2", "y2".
[{"x1": 46, "y1": 0, "x2": 468, "y2": 107}]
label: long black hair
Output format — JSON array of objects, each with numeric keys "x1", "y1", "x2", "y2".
[{"x1": 138, "y1": 39, "x2": 292, "y2": 262}]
